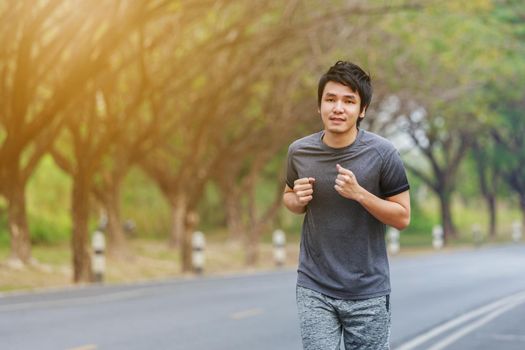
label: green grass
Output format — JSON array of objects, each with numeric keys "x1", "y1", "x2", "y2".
[
  {"x1": 399, "y1": 231, "x2": 433, "y2": 247},
  {"x1": 32, "y1": 244, "x2": 72, "y2": 265}
]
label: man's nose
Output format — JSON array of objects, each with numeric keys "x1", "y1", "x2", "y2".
[{"x1": 333, "y1": 100, "x2": 344, "y2": 113}]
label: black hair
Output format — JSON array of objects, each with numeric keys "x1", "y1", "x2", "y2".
[{"x1": 317, "y1": 61, "x2": 372, "y2": 127}]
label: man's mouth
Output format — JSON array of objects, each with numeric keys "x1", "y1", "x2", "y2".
[{"x1": 329, "y1": 117, "x2": 346, "y2": 122}]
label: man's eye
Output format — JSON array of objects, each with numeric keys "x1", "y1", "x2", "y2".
[{"x1": 326, "y1": 98, "x2": 335, "y2": 102}]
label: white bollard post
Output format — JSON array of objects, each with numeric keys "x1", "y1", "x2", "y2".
[
  {"x1": 432, "y1": 225, "x2": 444, "y2": 250},
  {"x1": 512, "y1": 221, "x2": 522, "y2": 243},
  {"x1": 91, "y1": 229, "x2": 106, "y2": 283},
  {"x1": 387, "y1": 228, "x2": 400, "y2": 255},
  {"x1": 192, "y1": 231, "x2": 206, "y2": 274},
  {"x1": 472, "y1": 224, "x2": 482, "y2": 247},
  {"x1": 272, "y1": 229, "x2": 286, "y2": 267}
]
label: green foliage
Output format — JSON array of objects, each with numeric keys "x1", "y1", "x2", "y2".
[
  {"x1": 401, "y1": 196, "x2": 437, "y2": 241},
  {"x1": 0, "y1": 156, "x2": 72, "y2": 247},
  {"x1": 455, "y1": 153, "x2": 485, "y2": 200},
  {"x1": 121, "y1": 168, "x2": 170, "y2": 238},
  {"x1": 26, "y1": 156, "x2": 72, "y2": 245},
  {"x1": 198, "y1": 182, "x2": 226, "y2": 232},
  {"x1": 29, "y1": 216, "x2": 70, "y2": 245},
  {"x1": 0, "y1": 206, "x2": 8, "y2": 247}
]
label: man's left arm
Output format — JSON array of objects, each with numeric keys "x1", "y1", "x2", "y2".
[{"x1": 334, "y1": 164, "x2": 411, "y2": 230}]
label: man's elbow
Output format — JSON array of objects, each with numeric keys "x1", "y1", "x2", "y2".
[
  {"x1": 392, "y1": 214, "x2": 410, "y2": 231},
  {"x1": 394, "y1": 214, "x2": 410, "y2": 231}
]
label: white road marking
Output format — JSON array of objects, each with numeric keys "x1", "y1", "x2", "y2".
[
  {"x1": 427, "y1": 293, "x2": 525, "y2": 350},
  {"x1": 395, "y1": 290, "x2": 525, "y2": 350},
  {"x1": 0, "y1": 289, "x2": 147, "y2": 312},
  {"x1": 230, "y1": 307, "x2": 264, "y2": 320}
]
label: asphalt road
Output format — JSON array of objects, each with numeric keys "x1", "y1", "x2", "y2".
[{"x1": 1, "y1": 244, "x2": 525, "y2": 350}]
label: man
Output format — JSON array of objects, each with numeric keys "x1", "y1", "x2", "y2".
[{"x1": 283, "y1": 61, "x2": 410, "y2": 350}]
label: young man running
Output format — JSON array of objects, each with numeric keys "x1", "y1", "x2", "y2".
[{"x1": 283, "y1": 61, "x2": 410, "y2": 350}]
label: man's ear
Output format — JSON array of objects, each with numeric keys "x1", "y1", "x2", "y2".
[{"x1": 360, "y1": 106, "x2": 367, "y2": 118}]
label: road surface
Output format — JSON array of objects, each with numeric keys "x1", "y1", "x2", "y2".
[{"x1": 1, "y1": 244, "x2": 525, "y2": 349}]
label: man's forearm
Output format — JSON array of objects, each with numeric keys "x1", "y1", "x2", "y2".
[
  {"x1": 283, "y1": 191, "x2": 307, "y2": 214},
  {"x1": 357, "y1": 190, "x2": 410, "y2": 230},
  {"x1": 334, "y1": 164, "x2": 410, "y2": 229}
]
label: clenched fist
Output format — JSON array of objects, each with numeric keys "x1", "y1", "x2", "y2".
[
  {"x1": 334, "y1": 164, "x2": 363, "y2": 201},
  {"x1": 294, "y1": 177, "x2": 316, "y2": 206}
]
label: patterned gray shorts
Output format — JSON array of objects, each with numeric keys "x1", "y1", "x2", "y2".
[{"x1": 296, "y1": 285, "x2": 391, "y2": 350}]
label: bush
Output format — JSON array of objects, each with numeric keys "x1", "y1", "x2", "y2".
[
  {"x1": 29, "y1": 215, "x2": 70, "y2": 245},
  {"x1": 399, "y1": 200, "x2": 437, "y2": 247}
]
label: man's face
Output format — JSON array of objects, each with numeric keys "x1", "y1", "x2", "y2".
[{"x1": 319, "y1": 81, "x2": 365, "y2": 135}]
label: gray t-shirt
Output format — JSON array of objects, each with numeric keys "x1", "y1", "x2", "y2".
[{"x1": 286, "y1": 129, "x2": 409, "y2": 300}]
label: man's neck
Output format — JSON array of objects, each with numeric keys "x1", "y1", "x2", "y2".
[{"x1": 323, "y1": 128, "x2": 359, "y2": 149}]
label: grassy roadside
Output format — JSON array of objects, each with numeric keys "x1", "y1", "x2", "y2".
[
  {"x1": 1, "y1": 235, "x2": 520, "y2": 294},
  {"x1": 0, "y1": 239, "x2": 301, "y2": 293}
]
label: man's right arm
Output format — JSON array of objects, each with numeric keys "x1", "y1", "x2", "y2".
[{"x1": 282, "y1": 178, "x2": 315, "y2": 214}]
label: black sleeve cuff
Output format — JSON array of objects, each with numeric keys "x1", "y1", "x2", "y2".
[{"x1": 382, "y1": 184, "x2": 410, "y2": 198}]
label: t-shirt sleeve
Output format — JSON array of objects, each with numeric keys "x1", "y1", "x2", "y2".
[
  {"x1": 380, "y1": 149, "x2": 410, "y2": 197},
  {"x1": 285, "y1": 144, "x2": 298, "y2": 189}
]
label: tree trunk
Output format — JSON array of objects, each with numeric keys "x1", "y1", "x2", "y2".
[
  {"x1": 486, "y1": 194, "x2": 497, "y2": 239},
  {"x1": 244, "y1": 170, "x2": 260, "y2": 266},
  {"x1": 181, "y1": 210, "x2": 198, "y2": 273},
  {"x1": 104, "y1": 183, "x2": 129, "y2": 258},
  {"x1": 71, "y1": 173, "x2": 93, "y2": 283},
  {"x1": 6, "y1": 179, "x2": 32, "y2": 265},
  {"x1": 520, "y1": 193, "x2": 525, "y2": 232},
  {"x1": 245, "y1": 225, "x2": 263, "y2": 266},
  {"x1": 218, "y1": 175, "x2": 244, "y2": 242},
  {"x1": 170, "y1": 194, "x2": 186, "y2": 248},
  {"x1": 438, "y1": 190, "x2": 457, "y2": 243},
  {"x1": 167, "y1": 192, "x2": 199, "y2": 272},
  {"x1": 473, "y1": 141, "x2": 498, "y2": 239},
  {"x1": 225, "y1": 190, "x2": 244, "y2": 241}
]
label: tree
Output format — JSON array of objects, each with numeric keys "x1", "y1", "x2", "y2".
[
  {"x1": 211, "y1": 75, "x2": 316, "y2": 265},
  {"x1": 471, "y1": 137, "x2": 501, "y2": 238},
  {"x1": 0, "y1": 0, "x2": 186, "y2": 267},
  {"x1": 49, "y1": 6, "x2": 202, "y2": 278},
  {"x1": 141, "y1": 0, "x2": 426, "y2": 269},
  {"x1": 135, "y1": 0, "x2": 287, "y2": 270},
  {"x1": 472, "y1": 0, "x2": 525, "y2": 237},
  {"x1": 377, "y1": 2, "x2": 510, "y2": 242},
  {"x1": 492, "y1": 97, "x2": 525, "y2": 231}
]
